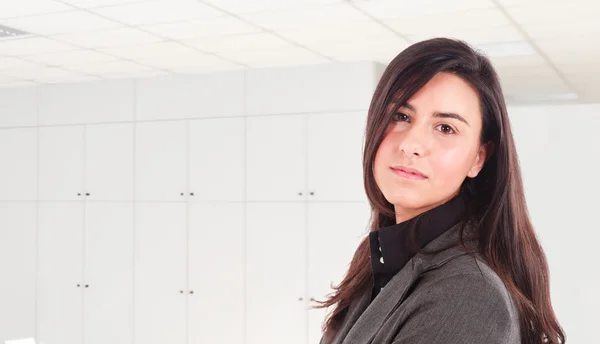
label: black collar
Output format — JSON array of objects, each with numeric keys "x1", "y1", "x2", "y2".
[{"x1": 369, "y1": 193, "x2": 467, "y2": 298}]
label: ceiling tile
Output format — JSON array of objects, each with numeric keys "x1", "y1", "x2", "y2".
[
  {"x1": 504, "y1": 2, "x2": 600, "y2": 24},
  {"x1": 59, "y1": 0, "x2": 153, "y2": 8},
  {"x1": 383, "y1": 8, "x2": 512, "y2": 35},
  {"x1": 0, "y1": 10, "x2": 124, "y2": 36},
  {"x1": 23, "y1": 50, "x2": 118, "y2": 66},
  {"x1": 0, "y1": 81, "x2": 38, "y2": 88},
  {"x1": 184, "y1": 32, "x2": 296, "y2": 53},
  {"x1": 276, "y1": 21, "x2": 399, "y2": 45},
  {"x1": 534, "y1": 36, "x2": 600, "y2": 53},
  {"x1": 519, "y1": 19, "x2": 600, "y2": 40},
  {"x1": 0, "y1": 57, "x2": 46, "y2": 70},
  {"x1": 0, "y1": 74, "x2": 23, "y2": 83},
  {"x1": 140, "y1": 16, "x2": 261, "y2": 40},
  {"x1": 66, "y1": 59, "x2": 163, "y2": 76},
  {"x1": 306, "y1": 37, "x2": 408, "y2": 58},
  {"x1": 52, "y1": 27, "x2": 164, "y2": 49},
  {"x1": 475, "y1": 41, "x2": 535, "y2": 57},
  {"x1": 203, "y1": 0, "x2": 342, "y2": 15},
  {"x1": 217, "y1": 46, "x2": 326, "y2": 65},
  {"x1": 240, "y1": 3, "x2": 370, "y2": 30},
  {"x1": 98, "y1": 41, "x2": 202, "y2": 60},
  {"x1": 353, "y1": 0, "x2": 495, "y2": 19},
  {"x1": 90, "y1": 0, "x2": 226, "y2": 25},
  {"x1": 0, "y1": 37, "x2": 79, "y2": 56},
  {"x1": 140, "y1": 53, "x2": 241, "y2": 70},
  {"x1": 0, "y1": 0, "x2": 72, "y2": 20},
  {"x1": 0, "y1": 65, "x2": 91, "y2": 81},
  {"x1": 406, "y1": 25, "x2": 524, "y2": 45}
]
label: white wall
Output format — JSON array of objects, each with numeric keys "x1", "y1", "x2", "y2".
[
  {"x1": 509, "y1": 103, "x2": 600, "y2": 344},
  {"x1": 0, "y1": 61, "x2": 379, "y2": 344},
  {"x1": 0, "y1": 61, "x2": 597, "y2": 344}
]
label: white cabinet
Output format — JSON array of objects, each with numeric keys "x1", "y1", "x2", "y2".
[
  {"x1": 246, "y1": 115, "x2": 307, "y2": 201},
  {"x1": 307, "y1": 202, "x2": 371, "y2": 344},
  {"x1": 38, "y1": 126, "x2": 85, "y2": 201},
  {"x1": 0, "y1": 202, "x2": 37, "y2": 343},
  {"x1": 189, "y1": 117, "x2": 245, "y2": 202},
  {"x1": 246, "y1": 202, "x2": 307, "y2": 344},
  {"x1": 135, "y1": 121, "x2": 187, "y2": 202},
  {"x1": 134, "y1": 203, "x2": 187, "y2": 344},
  {"x1": 83, "y1": 203, "x2": 134, "y2": 344},
  {"x1": 188, "y1": 202, "x2": 244, "y2": 344},
  {"x1": 246, "y1": 111, "x2": 368, "y2": 202},
  {"x1": 0, "y1": 128, "x2": 38, "y2": 201},
  {"x1": 307, "y1": 111, "x2": 368, "y2": 202},
  {"x1": 37, "y1": 201, "x2": 135, "y2": 344},
  {"x1": 85, "y1": 123, "x2": 134, "y2": 201},
  {"x1": 37, "y1": 202, "x2": 85, "y2": 344}
]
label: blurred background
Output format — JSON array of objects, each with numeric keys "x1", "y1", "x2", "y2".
[{"x1": 0, "y1": 0, "x2": 598, "y2": 343}]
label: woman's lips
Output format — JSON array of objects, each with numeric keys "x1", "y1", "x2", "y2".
[{"x1": 390, "y1": 166, "x2": 428, "y2": 180}]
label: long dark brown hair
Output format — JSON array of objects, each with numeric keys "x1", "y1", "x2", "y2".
[{"x1": 311, "y1": 37, "x2": 565, "y2": 344}]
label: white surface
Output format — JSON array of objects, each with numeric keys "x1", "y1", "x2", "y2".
[
  {"x1": 187, "y1": 202, "x2": 244, "y2": 344},
  {"x1": 37, "y1": 202, "x2": 84, "y2": 344},
  {"x1": 0, "y1": 63, "x2": 597, "y2": 344},
  {"x1": 245, "y1": 202, "x2": 307, "y2": 344},
  {"x1": 134, "y1": 203, "x2": 187, "y2": 344},
  {"x1": 0, "y1": 204, "x2": 36, "y2": 342},
  {"x1": 83, "y1": 203, "x2": 134, "y2": 344},
  {"x1": 38, "y1": 126, "x2": 85, "y2": 201},
  {"x1": 0, "y1": 0, "x2": 597, "y2": 101},
  {"x1": 135, "y1": 121, "x2": 187, "y2": 201}
]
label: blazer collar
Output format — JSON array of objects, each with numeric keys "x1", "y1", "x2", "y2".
[{"x1": 330, "y1": 220, "x2": 479, "y2": 344}]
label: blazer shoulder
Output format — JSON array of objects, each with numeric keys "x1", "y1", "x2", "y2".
[{"x1": 413, "y1": 252, "x2": 520, "y2": 327}]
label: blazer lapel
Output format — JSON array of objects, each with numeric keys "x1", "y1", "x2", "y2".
[{"x1": 339, "y1": 222, "x2": 475, "y2": 344}]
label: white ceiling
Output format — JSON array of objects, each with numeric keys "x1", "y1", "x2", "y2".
[{"x1": 0, "y1": 0, "x2": 599, "y2": 103}]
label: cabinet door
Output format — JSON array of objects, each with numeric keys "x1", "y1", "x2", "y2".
[
  {"x1": 307, "y1": 202, "x2": 371, "y2": 344},
  {"x1": 83, "y1": 202, "x2": 134, "y2": 344},
  {"x1": 189, "y1": 117, "x2": 245, "y2": 202},
  {"x1": 246, "y1": 202, "x2": 307, "y2": 344},
  {"x1": 85, "y1": 123, "x2": 134, "y2": 201},
  {"x1": 39, "y1": 126, "x2": 85, "y2": 201},
  {"x1": 0, "y1": 128, "x2": 37, "y2": 201},
  {"x1": 37, "y1": 202, "x2": 84, "y2": 344},
  {"x1": 135, "y1": 121, "x2": 187, "y2": 201},
  {"x1": 188, "y1": 203, "x2": 244, "y2": 344},
  {"x1": 307, "y1": 111, "x2": 368, "y2": 202},
  {"x1": 246, "y1": 115, "x2": 306, "y2": 201},
  {"x1": 0, "y1": 202, "x2": 36, "y2": 342},
  {"x1": 134, "y1": 203, "x2": 187, "y2": 344}
]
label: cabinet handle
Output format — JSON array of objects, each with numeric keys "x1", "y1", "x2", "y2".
[
  {"x1": 179, "y1": 290, "x2": 184, "y2": 294},
  {"x1": 180, "y1": 192, "x2": 184, "y2": 196},
  {"x1": 310, "y1": 297, "x2": 315, "y2": 302},
  {"x1": 189, "y1": 192, "x2": 194, "y2": 196},
  {"x1": 298, "y1": 192, "x2": 303, "y2": 196},
  {"x1": 189, "y1": 290, "x2": 194, "y2": 294},
  {"x1": 77, "y1": 193, "x2": 81, "y2": 196},
  {"x1": 76, "y1": 284, "x2": 80, "y2": 287},
  {"x1": 85, "y1": 284, "x2": 89, "y2": 288},
  {"x1": 85, "y1": 193, "x2": 90, "y2": 196},
  {"x1": 298, "y1": 297, "x2": 304, "y2": 301},
  {"x1": 309, "y1": 191, "x2": 315, "y2": 196}
]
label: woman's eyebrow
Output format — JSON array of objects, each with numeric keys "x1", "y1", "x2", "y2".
[{"x1": 402, "y1": 102, "x2": 470, "y2": 127}]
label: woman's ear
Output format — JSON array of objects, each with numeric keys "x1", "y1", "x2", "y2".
[{"x1": 467, "y1": 141, "x2": 494, "y2": 178}]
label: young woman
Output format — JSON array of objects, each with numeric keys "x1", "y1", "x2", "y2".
[{"x1": 313, "y1": 38, "x2": 565, "y2": 344}]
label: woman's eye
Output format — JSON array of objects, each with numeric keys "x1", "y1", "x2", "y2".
[
  {"x1": 437, "y1": 124, "x2": 455, "y2": 134},
  {"x1": 393, "y1": 113, "x2": 409, "y2": 122}
]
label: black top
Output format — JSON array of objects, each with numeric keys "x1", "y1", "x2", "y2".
[{"x1": 368, "y1": 193, "x2": 467, "y2": 301}]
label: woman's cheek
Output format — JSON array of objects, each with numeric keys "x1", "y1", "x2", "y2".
[{"x1": 435, "y1": 147, "x2": 470, "y2": 181}]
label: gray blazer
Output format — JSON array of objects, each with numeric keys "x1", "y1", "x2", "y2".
[{"x1": 322, "y1": 222, "x2": 521, "y2": 344}]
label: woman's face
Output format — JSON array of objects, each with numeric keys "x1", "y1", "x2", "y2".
[{"x1": 373, "y1": 72, "x2": 491, "y2": 223}]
